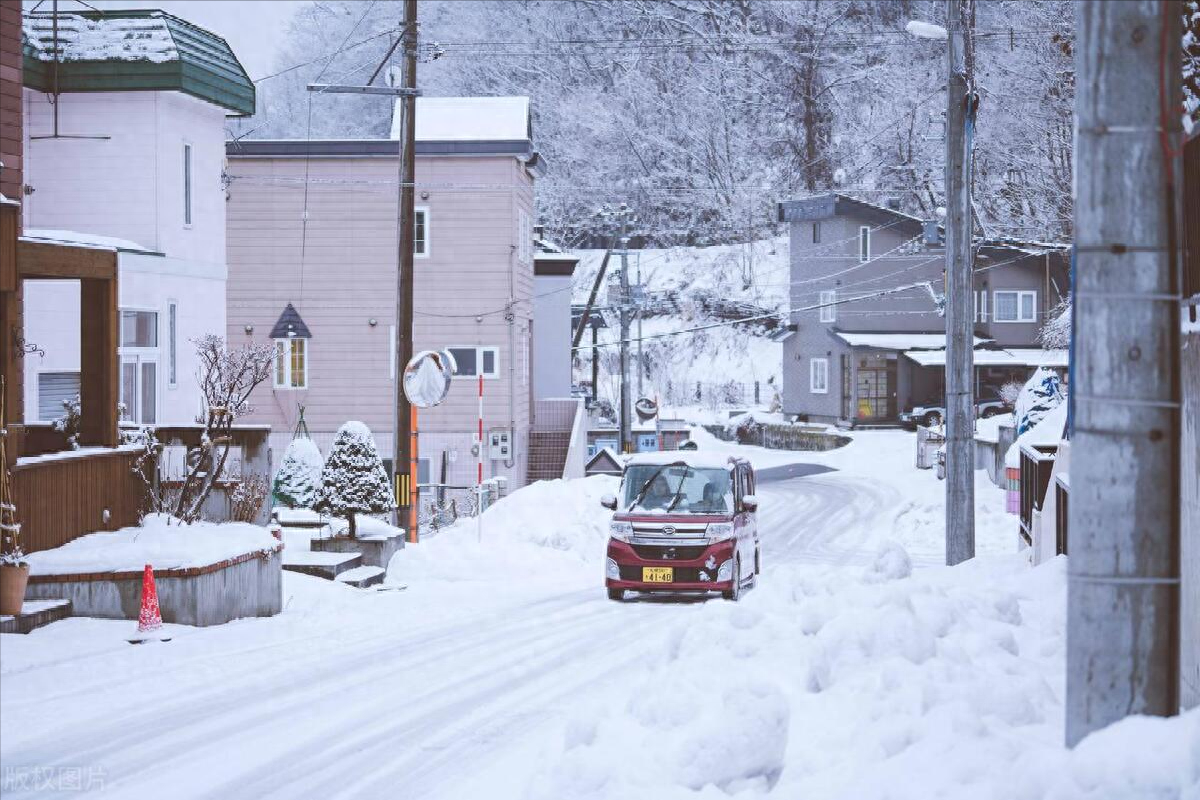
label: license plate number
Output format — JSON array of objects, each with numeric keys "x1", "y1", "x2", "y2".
[{"x1": 642, "y1": 567, "x2": 673, "y2": 583}]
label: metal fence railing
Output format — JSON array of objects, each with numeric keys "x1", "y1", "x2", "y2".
[{"x1": 417, "y1": 482, "x2": 504, "y2": 533}]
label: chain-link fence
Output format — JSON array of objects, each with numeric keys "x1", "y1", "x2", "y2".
[{"x1": 417, "y1": 483, "x2": 504, "y2": 533}]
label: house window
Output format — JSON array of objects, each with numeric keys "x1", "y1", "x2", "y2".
[
  {"x1": 448, "y1": 346, "x2": 499, "y2": 378},
  {"x1": 859, "y1": 226, "x2": 870, "y2": 262},
  {"x1": 167, "y1": 301, "x2": 178, "y2": 388},
  {"x1": 518, "y1": 209, "x2": 532, "y2": 264},
  {"x1": 183, "y1": 143, "x2": 192, "y2": 226},
  {"x1": 812, "y1": 222, "x2": 821, "y2": 244},
  {"x1": 993, "y1": 290, "x2": 1037, "y2": 323},
  {"x1": 414, "y1": 208, "x2": 429, "y2": 257},
  {"x1": 37, "y1": 371, "x2": 80, "y2": 422},
  {"x1": 810, "y1": 358, "x2": 829, "y2": 394},
  {"x1": 119, "y1": 310, "x2": 159, "y2": 424},
  {"x1": 819, "y1": 289, "x2": 837, "y2": 323},
  {"x1": 974, "y1": 290, "x2": 988, "y2": 323},
  {"x1": 274, "y1": 338, "x2": 307, "y2": 389}
]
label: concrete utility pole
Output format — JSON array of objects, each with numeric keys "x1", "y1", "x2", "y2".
[
  {"x1": 1067, "y1": 0, "x2": 1182, "y2": 746},
  {"x1": 617, "y1": 208, "x2": 633, "y2": 454},
  {"x1": 943, "y1": 0, "x2": 977, "y2": 566}
]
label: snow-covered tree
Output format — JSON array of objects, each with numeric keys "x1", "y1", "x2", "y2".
[
  {"x1": 273, "y1": 437, "x2": 323, "y2": 510},
  {"x1": 315, "y1": 422, "x2": 394, "y2": 537}
]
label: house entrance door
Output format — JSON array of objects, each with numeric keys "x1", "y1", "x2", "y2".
[{"x1": 855, "y1": 355, "x2": 898, "y2": 421}]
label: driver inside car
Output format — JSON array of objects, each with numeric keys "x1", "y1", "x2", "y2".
[{"x1": 641, "y1": 475, "x2": 675, "y2": 510}]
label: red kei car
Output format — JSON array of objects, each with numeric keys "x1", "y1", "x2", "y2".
[{"x1": 602, "y1": 453, "x2": 759, "y2": 602}]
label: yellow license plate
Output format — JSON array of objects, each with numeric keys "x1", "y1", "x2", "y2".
[{"x1": 642, "y1": 567, "x2": 674, "y2": 583}]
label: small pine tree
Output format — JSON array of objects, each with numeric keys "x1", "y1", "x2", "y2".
[
  {"x1": 316, "y1": 422, "x2": 394, "y2": 537},
  {"x1": 273, "y1": 437, "x2": 323, "y2": 510}
]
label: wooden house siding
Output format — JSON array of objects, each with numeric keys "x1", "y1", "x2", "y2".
[{"x1": 226, "y1": 151, "x2": 535, "y2": 486}]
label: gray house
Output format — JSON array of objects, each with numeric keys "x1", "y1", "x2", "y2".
[{"x1": 777, "y1": 194, "x2": 1069, "y2": 425}]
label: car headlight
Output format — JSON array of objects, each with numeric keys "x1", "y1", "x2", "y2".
[
  {"x1": 706, "y1": 522, "x2": 734, "y2": 543},
  {"x1": 717, "y1": 559, "x2": 734, "y2": 581},
  {"x1": 609, "y1": 521, "x2": 633, "y2": 542},
  {"x1": 606, "y1": 558, "x2": 620, "y2": 579}
]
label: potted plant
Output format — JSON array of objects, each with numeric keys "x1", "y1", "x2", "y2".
[{"x1": 0, "y1": 539, "x2": 28, "y2": 616}]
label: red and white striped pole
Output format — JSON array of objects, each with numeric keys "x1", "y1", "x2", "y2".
[{"x1": 477, "y1": 373, "x2": 484, "y2": 543}]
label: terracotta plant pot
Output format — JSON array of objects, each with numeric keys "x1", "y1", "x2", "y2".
[{"x1": 0, "y1": 564, "x2": 30, "y2": 616}]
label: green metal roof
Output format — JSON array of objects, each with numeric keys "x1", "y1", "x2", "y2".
[{"x1": 22, "y1": 9, "x2": 254, "y2": 116}]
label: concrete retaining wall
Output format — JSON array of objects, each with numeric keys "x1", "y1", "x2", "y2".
[
  {"x1": 311, "y1": 534, "x2": 404, "y2": 568},
  {"x1": 25, "y1": 548, "x2": 282, "y2": 627}
]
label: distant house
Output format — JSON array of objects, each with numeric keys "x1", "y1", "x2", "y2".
[
  {"x1": 225, "y1": 96, "x2": 567, "y2": 492},
  {"x1": 18, "y1": 9, "x2": 253, "y2": 428},
  {"x1": 776, "y1": 193, "x2": 1069, "y2": 425}
]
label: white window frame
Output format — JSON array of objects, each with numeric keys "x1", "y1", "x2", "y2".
[
  {"x1": 819, "y1": 289, "x2": 837, "y2": 323},
  {"x1": 858, "y1": 226, "x2": 871, "y2": 263},
  {"x1": 974, "y1": 290, "x2": 989, "y2": 323},
  {"x1": 167, "y1": 300, "x2": 178, "y2": 389},
  {"x1": 183, "y1": 142, "x2": 193, "y2": 228},
  {"x1": 810, "y1": 357, "x2": 829, "y2": 394},
  {"x1": 993, "y1": 289, "x2": 1037, "y2": 323},
  {"x1": 273, "y1": 337, "x2": 308, "y2": 390},
  {"x1": 518, "y1": 209, "x2": 532, "y2": 264},
  {"x1": 119, "y1": 307, "x2": 160, "y2": 425},
  {"x1": 414, "y1": 206, "x2": 430, "y2": 258},
  {"x1": 448, "y1": 346, "x2": 500, "y2": 379}
]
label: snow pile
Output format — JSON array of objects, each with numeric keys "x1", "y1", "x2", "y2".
[
  {"x1": 1005, "y1": 399, "x2": 1068, "y2": 469},
  {"x1": 387, "y1": 475, "x2": 618, "y2": 586},
  {"x1": 26, "y1": 514, "x2": 278, "y2": 576},
  {"x1": 1014, "y1": 366, "x2": 1065, "y2": 435},
  {"x1": 860, "y1": 540, "x2": 912, "y2": 583},
  {"x1": 327, "y1": 515, "x2": 405, "y2": 540},
  {"x1": 272, "y1": 437, "x2": 323, "y2": 510},
  {"x1": 974, "y1": 410, "x2": 1014, "y2": 443}
]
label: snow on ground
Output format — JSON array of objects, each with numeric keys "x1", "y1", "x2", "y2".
[
  {"x1": 24, "y1": 514, "x2": 278, "y2": 575},
  {"x1": 2, "y1": 433, "x2": 1196, "y2": 799}
]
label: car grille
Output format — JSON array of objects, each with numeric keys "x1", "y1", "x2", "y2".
[{"x1": 630, "y1": 544, "x2": 709, "y2": 561}]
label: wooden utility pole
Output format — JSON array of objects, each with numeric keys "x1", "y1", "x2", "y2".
[
  {"x1": 309, "y1": 0, "x2": 420, "y2": 539},
  {"x1": 1067, "y1": 0, "x2": 1182, "y2": 746},
  {"x1": 943, "y1": 0, "x2": 977, "y2": 566}
]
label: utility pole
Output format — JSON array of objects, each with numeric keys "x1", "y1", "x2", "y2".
[
  {"x1": 309, "y1": 0, "x2": 420, "y2": 538},
  {"x1": 943, "y1": 0, "x2": 976, "y2": 566},
  {"x1": 636, "y1": 252, "x2": 644, "y2": 401},
  {"x1": 1067, "y1": 0, "x2": 1181, "y2": 746},
  {"x1": 616, "y1": 206, "x2": 634, "y2": 453}
]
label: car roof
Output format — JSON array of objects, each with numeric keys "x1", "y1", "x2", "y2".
[{"x1": 623, "y1": 451, "x2": 747, "y2": 470}]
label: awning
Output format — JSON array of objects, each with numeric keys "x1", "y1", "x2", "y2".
[
  {"x1": 904, "y1": 348, "x2": 1069, "y2": 368},
  {"x1": 835, "y1": 332, "x2": 991, "y2": 350}
]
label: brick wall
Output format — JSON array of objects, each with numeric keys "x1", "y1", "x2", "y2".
[{"x1": 0, "y1": 1, "x2": 22, "y2": 205}]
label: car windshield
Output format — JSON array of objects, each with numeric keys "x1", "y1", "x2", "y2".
[{"x1": 621, "y1": 464, "x2": 733, "y2": 514}]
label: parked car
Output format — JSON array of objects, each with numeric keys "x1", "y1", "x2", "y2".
[
  {"x1": 601, "y1": 452, "x2": 759, "y2": 602},
  {"x1": 899, "y1": 397, "x2": 1012, "y2": 430}
]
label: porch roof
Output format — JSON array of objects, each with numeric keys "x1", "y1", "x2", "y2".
[
  {"x1": 904, "y1": 347, "x2": 1069, "y2": 368},
  {"x1": 834, "y1": 331, "x2": 991, "y2": 350}
]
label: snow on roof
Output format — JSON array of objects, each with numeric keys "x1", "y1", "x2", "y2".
[
  {"x1": 24, "y1": 12, "x2": 178, "y2": 64},
  {"x1": 391, "y1": 96, "x2": 531, "y2": 142},
  {"x1": 905, "y1": 348, "x2": 1069, "y2": 368},
  {"x1": 835, "y1": 332, "x2": 991, "y2": 350},
  {"x1": 624, "y1": 451, "x2": 738, "y2": 470},
  {"x1": 22, "y1": 228, "x2": 158, "y2": 254}
]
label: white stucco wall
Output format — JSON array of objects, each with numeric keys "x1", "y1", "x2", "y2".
[{"x1": 20, "y1": 89, "x2": 229, "y2": 427}]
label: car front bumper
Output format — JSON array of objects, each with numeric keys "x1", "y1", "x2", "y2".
[{"x1": 604, "y1": 538, "x2": 736, "y2": 592}]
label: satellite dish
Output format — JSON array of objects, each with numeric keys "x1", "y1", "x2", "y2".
[
  {"x1": 634, "y1": 397, "x2": 658, "y2": 422},
  {"x1": 403, "y1": 350, "x2": 456, "y2": 408}
]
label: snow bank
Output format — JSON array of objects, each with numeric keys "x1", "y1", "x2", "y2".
[
  {"x1": 26, "y1": 514, "x2": 278, "y2": 575},
  {"x1": 1005, "y1": 399, "x2": 1068, "y2": 469},
  {"x1": 386, "y1": 475, "x2": 618, "y2": 586},
  {"x1": 974, "y1": 410, "x2": 1014, "y2": 444}
]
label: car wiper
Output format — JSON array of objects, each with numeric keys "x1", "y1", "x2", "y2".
[
  {"x1": 627, "y1": 462, "x2": 686, "y2": 511},
  {"x1": 665, "y1": 470, "x2": 689, "y2": 511}
]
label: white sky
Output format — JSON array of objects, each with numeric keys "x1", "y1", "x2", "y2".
[{"x1": 23, "y1": 0, "x2": 313, "y2": 79}]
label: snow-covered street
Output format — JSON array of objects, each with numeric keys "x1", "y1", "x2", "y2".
[{"x1": 2, "y1": 433, "x2": 1196, "y2": 799}]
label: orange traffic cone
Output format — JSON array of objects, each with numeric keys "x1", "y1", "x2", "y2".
[{"x1": 129, "y1": 564, "x2": 170, "y2": 644}]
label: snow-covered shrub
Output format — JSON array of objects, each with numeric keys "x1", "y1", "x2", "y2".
[
  {"x1": 1040, "y1": 298, "x2": 1072, "y2": 349},
  {"x1": 316, "y1": 421, "x2": 394, "y2": 537},
  {"x1": 52, "y1": 394, "x2": 81, "y2": 450},
  {"x1": 1014, "y1": 366, "x2": 1065, "y2": 435},
  {"x1": 999, "y1": 381, "x2": 1023, "y2": 406},
  {"x1": 272, "y1": 437, "x2": 322, "y2": 509},
  {"x1": 230, "y1": 474, "x2": 269, "y2": 523}
]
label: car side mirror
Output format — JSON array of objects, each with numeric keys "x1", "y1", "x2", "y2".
[
  {"x1": 742, "y1": 494, "x2": 758, "y2": 512},
  {"x1": 600, "y1": 493, "x2": 617, "y2": 511}
]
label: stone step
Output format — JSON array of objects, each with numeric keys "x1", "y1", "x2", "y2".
[
  {"x1": 282, "y1": 550, "x2": 363, "y2": 581},
  {"x1": 334, "y1": 565, "x2": 387, "y2": 589},
  {"x1": 0, "y1": 599, "x2": 72, "y2": 634}
]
